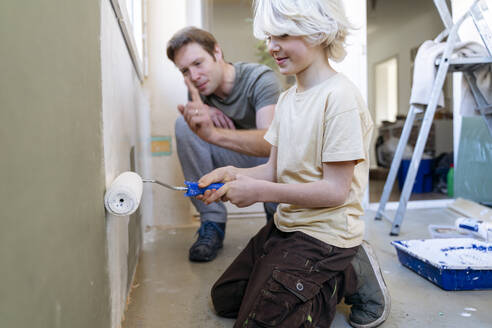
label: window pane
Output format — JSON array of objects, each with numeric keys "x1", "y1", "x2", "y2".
[{"x1": 375, "y1": 57, "x2": 398, "y2": 125}]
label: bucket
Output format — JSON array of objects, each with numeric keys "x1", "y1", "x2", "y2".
[{"x1": 398, "y1": 159, "x2": 433, "y2": 193}]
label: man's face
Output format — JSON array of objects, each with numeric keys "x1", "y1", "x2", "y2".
[{"x1": 174, "y1": 42, "x2": 222, "y2": 96}]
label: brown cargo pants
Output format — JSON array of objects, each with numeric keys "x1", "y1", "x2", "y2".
[{"x1": 211, "y1": 219, "x2": 358, "y2": 328}]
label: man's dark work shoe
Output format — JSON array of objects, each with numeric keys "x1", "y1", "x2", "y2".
[
  {"x1": 346, "y1": 241, "x2": 391, "y2": 328},
  {"x1": 189, "y1": 221, "x2": 225, "y2": 262}
]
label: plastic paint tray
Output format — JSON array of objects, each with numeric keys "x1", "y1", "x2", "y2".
[{"x1": 391, "y1": 238, "x2": 492, "y2": 291}]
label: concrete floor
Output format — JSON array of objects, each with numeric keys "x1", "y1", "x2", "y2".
[{"x1": 122, "y1": 208, "x2": 492, "y2": 328}]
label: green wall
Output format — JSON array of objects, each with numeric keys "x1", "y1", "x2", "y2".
[{"x1": 0, "y1": 0, "x2": 111, "y2": 327}]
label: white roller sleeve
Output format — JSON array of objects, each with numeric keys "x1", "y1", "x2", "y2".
[{"x1": 104, "y1": 171, "x2": 143, "y2": 216}]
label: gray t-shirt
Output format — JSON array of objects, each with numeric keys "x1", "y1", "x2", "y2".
[{"x1": 201, "y1": 62, "x2": 281, "y2": 130}]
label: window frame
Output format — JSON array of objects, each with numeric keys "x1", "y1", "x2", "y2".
[{"x1": 109, "y1": 0, "x2": 147, "y2": 82}]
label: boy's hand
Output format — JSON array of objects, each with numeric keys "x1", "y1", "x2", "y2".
[
  {"x1": 177, "y1": 77, "x2": 218, "y2": 142},
  {"x1": 198, "y1": 166, "x2": 237, "y2": 188},
  {"x1": 196, "y1": 166, "x2": 237, "y2": 204},
  {"x1": 200, "y1": 175, "x2": 264, "y2": 208}
]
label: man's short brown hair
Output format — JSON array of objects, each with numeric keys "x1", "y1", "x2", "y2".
[{"x1": 167, "y1": 26, "x2": 219, "y2": 62}]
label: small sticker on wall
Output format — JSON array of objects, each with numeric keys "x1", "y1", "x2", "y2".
[{"x1": 151, "y1": 136, "x2": 172, "y2": 156}]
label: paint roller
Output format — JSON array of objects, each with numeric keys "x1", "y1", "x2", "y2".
[{"x1": 104, "y1": 171, "x2": 224, "y2": 216}]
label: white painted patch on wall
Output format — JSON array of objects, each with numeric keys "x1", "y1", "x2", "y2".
[{"x1": 136, "y1": 91, "x2": 153, "y2": 228}]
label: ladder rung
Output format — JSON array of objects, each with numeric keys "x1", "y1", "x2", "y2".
[
  {"x1": 448, "y1": 57, "x2": 492, "y2": 71},
  {"x1": 434, "y1": 57, "x2": 492, "y2": 72}
]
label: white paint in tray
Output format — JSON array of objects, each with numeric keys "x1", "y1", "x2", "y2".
[{"x1": 392, "y1": 238, "x2": 492, "y2": 270}]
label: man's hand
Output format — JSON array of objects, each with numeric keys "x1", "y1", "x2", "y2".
[
  {"x1": 208, "y1": 106, "x2": 236, "y2": 129},
  {"x1": 177, "y1": 77, "x2": 234, "y2": 143},
  {"x1": 177, "y1": 77, "x2": 272, "y2": 157},
  {"x1": 200, "y1": 175, "x2": 264, "y2": 207}
]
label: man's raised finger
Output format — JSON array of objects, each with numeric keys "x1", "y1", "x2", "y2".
[{"x1": 184, "y1": 77, "x2": 202, "y2": 103}]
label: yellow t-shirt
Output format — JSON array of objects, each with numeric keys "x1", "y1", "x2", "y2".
[{"x1": 264, "y1": 73, "x2": 374, "y2": 248}]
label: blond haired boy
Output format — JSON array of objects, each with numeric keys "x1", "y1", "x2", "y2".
[{"x1": 199, "y1": 0, "x2": 390, "y2": 326}]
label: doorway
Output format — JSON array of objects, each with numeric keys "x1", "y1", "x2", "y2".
[{"x1": 374, "y1": 56, "x2": 398, "y2": 125}]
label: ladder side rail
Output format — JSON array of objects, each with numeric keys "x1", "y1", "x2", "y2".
[
  {"x1": 390, "y1": 76, "x2": 448, "y2": 235},
  {"x1": 378, "y1": 211, "x2": 393, "y2": 223},
  {"x1": 375, "y1": 106, "x2": 421, "y2": 221},
  {"x1": 470, "y1": 0, "x2": 492, "y2": 55},
  {"x1": 464, "y1": 71, "x2": 491, "y2": 109},
  {"x1": 434, "y1": 0, "x2": 455, "y2": 30},
  {"x1": 434, "y1": 0, "x2": 476, "y2": 42},
  {"x1": 464, "y1": 71, "x2": 492, "y2": 134},
  {"x1": 390, "y1": 27, "x2": 461, "y2": 236}
]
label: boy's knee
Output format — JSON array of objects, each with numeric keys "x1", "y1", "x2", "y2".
[{"x1": 211, "y1": 280, "x2": 247, "y2": 318}]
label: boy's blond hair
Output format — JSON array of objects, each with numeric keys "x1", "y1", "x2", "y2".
[{"x1": 253, "y1": 0, "x2": 352, "y2": 62}]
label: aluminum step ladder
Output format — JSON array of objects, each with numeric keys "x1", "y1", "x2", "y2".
[{"x1": 375, "y1": 0, "x2": 492, "y2": 235}]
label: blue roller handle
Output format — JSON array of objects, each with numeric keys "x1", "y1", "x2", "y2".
[{"x1": 184, "y1": 181, "x2": 224, "y2": 197}]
